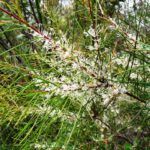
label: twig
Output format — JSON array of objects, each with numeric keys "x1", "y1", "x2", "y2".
[{"x1": 125, "y1": 92, "x2": 146, "y2": 103}]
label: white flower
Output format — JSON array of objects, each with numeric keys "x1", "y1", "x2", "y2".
[
  {"x1": 82, "y1": 86, "x2": 88, "y2": 90},
  {"x1": 72, "y1": 62, "x2": 78, "y2": 69},
  {"x1": 43, "y1": 39, "x2": 51, "y2": 50},
  {"x1": 62, "y1": 84, "x2": 70, "y2": 91},
  {"x1": 101, "y1": 94, "x2": 109, "y2": 99},
  {"x1": 40, "y1": 0, "x2": 44, "y2": 7},
  {"x1": 119, "y1": 87, "x2": 127, "y2": 94},
  {"x1": 87, "y1": 27, "x2": 96, "y2": 37},
  {"x1": 94, "y1": 42, "x2": 99, "y2": 50},
  {"x1": 34, "y1": 79, "x2": 43, "y2": 86},
  {"x1": 33, "y1": 143, "x2": 46, "y2": 149},
  {"x1": 32, "y1": 31, "x2": 43, "y2": 39},
  {"x1": 45, "y1": 94, "x2": 51, "y2": 99},
  {"x1": 16, "y1": 34, "x2": 24, "y2": 39},
  {"x1": 63, "y1": 51, "x2": 70, "y2": 58},
  {"x1": 108, "y1": 25, "x2": 116, "y2": 30},
  {"x1": 115, "y1": 58, "x2": 122, "y2": 65},
  {"x1": 103, "y1": 98, "x2": 110, "y2": 105},
  {"x1": 70, "y1": 84, "x2": 79, "y2": 90},
  {"x1": 50, "y1": 110, "x2": 57, "y2": 117},
  {"x1": 61, "y1": 35, "x2": 67, "y2": 43},
  {"x1": 100, "y1": 128, "x2": 104, "y2": 132},
  {"x1": 116, "y1": 109, "x2": 120, "y2": 114},
  {"x1": 83, "y1": 31, "x2": 89, "y2": 37},
  {"x1": 113, "y1": 88, "x2": 119, "y2": 95},
  {"x1": 43, "y1": 30, "x2": 49, "y2": 36},
  {"x1": 133, "y1": 60, "x2": 140, "y2": 66},
  {"x1": 86, "y1": 45, "x2": 96, "y2": 51},
  {"x1": 55, "y1": 88, "x2": 61, "y2": 95},
  {"x1": 111, "y1": 108, "x2": 115, "y2": 113},
  {"x1": 44, "y1": 87, "x2": 51, "y2": 92},
  {"x1": 41, "y1": 144, "x2": 46, "y2": 149},
  {"x1": 109, "y1": 18, "x2": 118, "y2": 28},
  {"x1": 55, "y1": 40, "x2": 61, "y2": 46},
  {"x1": 60, "y1": 76, "x2": 66, "y2": 82},
  {"x1": 34, "y1": 143, "x2": 41, "y2": 149},
  {"x1": 128, "y1": 33, "x2": 136, "y2": 41},
  {"x1": 37, "y1": 105, "x2": 52, "y2": 113},
  {"x1": 101, "y1": 134, "x2": 104, "y2": 139},
  {"x1": 130, "y1": 73, "x2": 137, "y2": 79}
]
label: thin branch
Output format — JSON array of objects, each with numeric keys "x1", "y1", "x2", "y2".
[
  {"x1": 0, "y1": 6, "x2": 51, "y2": 42},
  {"x1": 125, "y1": 92, "x2": 146, "y2": 103}
]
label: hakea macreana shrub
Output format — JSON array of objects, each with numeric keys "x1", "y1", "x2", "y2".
[{"x1": 0, "y1": 0, "x2": 150, "y2": 149}]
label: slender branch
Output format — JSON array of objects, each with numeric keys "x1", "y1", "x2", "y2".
[
  {"x1": 0, "y1": 6, "x2": 51, "y2": 42},
  {"x1": 125, "y1": 92, "x2": 146, "y2": 103}
]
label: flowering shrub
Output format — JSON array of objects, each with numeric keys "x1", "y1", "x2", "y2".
[{"x1": 0, "y1": 0, "x2": 150, "y2": 149}]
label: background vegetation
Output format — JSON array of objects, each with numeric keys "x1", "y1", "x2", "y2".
[{"x1": 0, "y1": 0, "x2": 150, "y2": 149}]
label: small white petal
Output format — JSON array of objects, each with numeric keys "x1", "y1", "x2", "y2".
[
  {"x1": 88, "y1": 27, "x2": 96, "y2": 37},
  {"x1": 130, "y1": 73, "x2": 137, "y2": 79}
]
